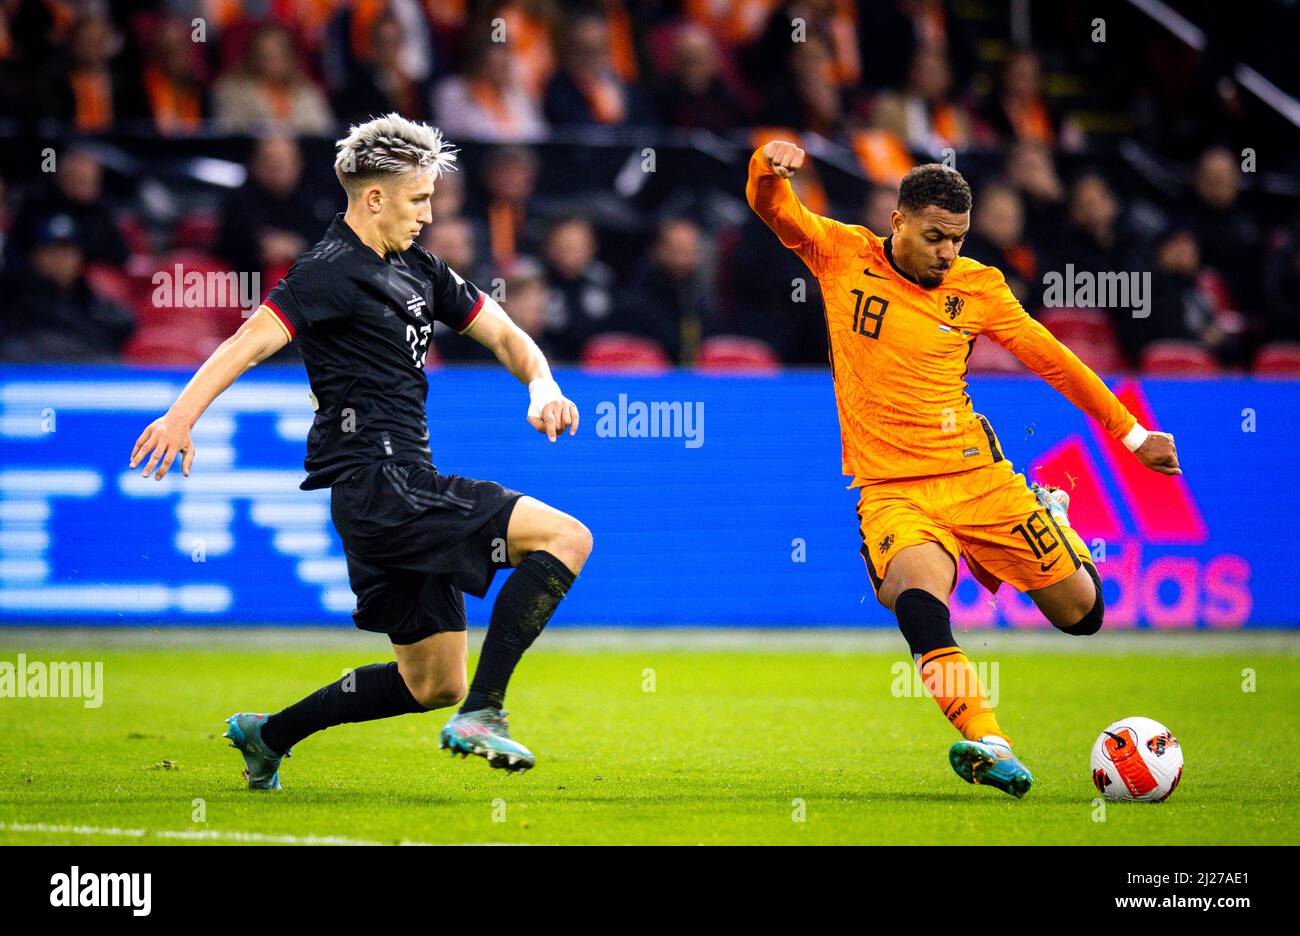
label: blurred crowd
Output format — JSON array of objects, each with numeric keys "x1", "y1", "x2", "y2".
[{"x1": 0, "y1": 0, "x2": 1297, "y2": 372}]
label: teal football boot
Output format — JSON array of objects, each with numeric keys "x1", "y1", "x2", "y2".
[
  {"x1": 440, "y1": 708, "x2": 535, "y2": 773},
  {"x1": 949, "y1": 736, "x2": 1034, "y2": 798},
  {"x1": 223, "y1": 713, "x2": 289, "y2": 790},
  {"x1": 1029, "y1": 481, "x2": 1071, "y2": 526}
]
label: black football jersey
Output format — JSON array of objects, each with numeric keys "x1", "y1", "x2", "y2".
[{"x1": 262, "y1": 214, "x2": 485, "y2": 489}]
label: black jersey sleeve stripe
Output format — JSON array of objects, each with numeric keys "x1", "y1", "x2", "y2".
[
  {"x1": 262, "y1": 298, "x2": 297, "y2": 339},
  {"x1": 456, "y1": 292, "x2": 487, "y2": 334}
]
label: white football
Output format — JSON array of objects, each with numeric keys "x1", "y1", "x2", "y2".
[{"x1": 1090, "y1": 716, "x2": 1184, "y2": 802}]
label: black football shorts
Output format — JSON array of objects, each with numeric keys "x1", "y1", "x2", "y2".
[{"x1": 330, "y1": 460, "x2": 521, "y2": 644}]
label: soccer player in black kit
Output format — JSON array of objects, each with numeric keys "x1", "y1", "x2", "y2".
[{"x1": 130, "y1": 114, "x2": 592, "y2": 786}]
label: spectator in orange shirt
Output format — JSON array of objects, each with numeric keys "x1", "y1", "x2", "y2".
[
  {"x1": 36, "y1": 13, "x2": 144, "y2": 131},
  {"x1": 756, "y1": 30, "x2": 843, "y2": 136},
  {"x1": 433, "y1": 27, "x2": 546, "y2": 141},
  {"x1": 141, "y1": 16, "x2": 207, "y2": 135},
  {"x1": 213, "y1": 21, "x2": 333, "y2": 134},
  {"x1": 981, "y1": 49, "x2": 1083, "y2": 151},
  {"x1": 543, "y1": 11, "x2": 652, "y2": 127},
  {"x1": 335, "y1": 12, "x2": 432, "y2": 122},
  {"x1": 480, "y1": 144, "x2": 543, "y2": 267},
  {"x1": 872, "y1": 43, "x2": 976, "y2": 154}
]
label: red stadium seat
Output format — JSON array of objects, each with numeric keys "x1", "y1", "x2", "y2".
[
  {"x1": 123, "y1": 324, "x2": 224, "y2": 365},
  {"x1": 134, "y1": 251, "x2": 248, "y2": 335},
  {"x1": 695, "y1": 335, "x2": 780, "y2": 374},
  {"x1": 172, "y1": 210, "x2": 221, "y2": 250},
  {"x1": 1139, "y1": 340, "x2": 1219, "y2": 375},
  {"x1": 965, "y1": 335, "x2": 1025, "y2": 374},
  {"x1": 116, "y1": 212, "x2": 151, "y2": 257},
  {"x1": 1253, "y1": 342, "x2": 1300, "y2": 376},
  {"x1": 84, "y1": 263, "x2": 136, "y2": 308},
  {"x1": 1037, "y1": 308, "x2": 1125, "y2": 373},
  {"x1": 580, "y1": 333, "x2": 671, "y2": 373}
]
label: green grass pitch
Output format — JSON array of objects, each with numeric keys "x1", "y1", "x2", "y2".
[{"x1": 1, "y1": 630, "x2": 1296, "y2": 845}]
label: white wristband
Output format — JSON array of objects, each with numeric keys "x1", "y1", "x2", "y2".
[
  {"x1": 527, "y1": 377, "x2": 564, "y2": 419},
  {"x1": 1122, "y1": 422, "x2": 1149, "y2": 453}
]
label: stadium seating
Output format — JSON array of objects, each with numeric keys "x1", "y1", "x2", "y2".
[
  {"x1": 1037, "y1": 308, "x2": 1124, "y2": 373},
  {"x1": 123, "y1": 324, "x2": 224, "y2": 365},
  {"x1": 579, "y1": 333, "x2": 671, "y2": 372},
  {"x1": 134, "y1": 251, "x2": 248, "y2": 335},
  {"x1": 1253, "y1": 342, "x2": 1300, "y2": 376},
  {"x1": 172, "y1": 210, "x2": 221, "y2": 251},
  {"x1": 84, "y1": 263, "x2": 135, "y2": 308},
  {"x1": 1140, "y1": 340, "x2": 1220, "y2": 375},
  {"x1": 695, "y1": 335, "x2": 780, "y2": 373}
]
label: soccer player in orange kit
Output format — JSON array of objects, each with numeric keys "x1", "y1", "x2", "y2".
[{"x1": 747, "y1": 140, "x2": 1182, "y2": 797}]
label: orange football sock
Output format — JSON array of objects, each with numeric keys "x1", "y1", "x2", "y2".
[{"x1": 918, "y1": 646, "x2": 1009, "y2": 744}]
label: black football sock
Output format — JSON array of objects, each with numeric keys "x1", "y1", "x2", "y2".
[
  {"x1": 893, "y1": 588, "x2": 957, "y2": 658},
  {"x1": 260, "y1": 661, "x2": 425, "y2": 755},
  {"x1": 461, "y1": 550, "x2": 575, "y2": 713}
]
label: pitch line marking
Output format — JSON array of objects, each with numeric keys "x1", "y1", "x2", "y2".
[{"x1": 0, "y1": 821, "x2": 515, "y2": 847}]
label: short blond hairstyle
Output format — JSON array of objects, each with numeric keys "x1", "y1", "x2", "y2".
[{"x1": 333, "y1": 113, "x2": 458, "y2": 197}]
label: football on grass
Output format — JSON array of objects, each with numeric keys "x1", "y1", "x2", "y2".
[{"x1": 1090, "y1": 716, "x2": 1184, "y2": 802}]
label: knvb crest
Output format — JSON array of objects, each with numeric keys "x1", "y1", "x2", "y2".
[
  {"x1": 878, "y1": 533, "x2": 895, "y2": 555},
  {"x1": 944, "y1": 295, "x2": 965, "y2": 320}
]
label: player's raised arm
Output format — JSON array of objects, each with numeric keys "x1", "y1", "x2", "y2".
[
  {"x1": 463, "y1": 294, "x2": 579, "y2": 442},
  {"x1": 129, "y1": 307, "x2": 290, "y2": 479},
  {"x1": 745, "y1": 141, "x2": 858, "y2": 270},
  {"x1": 980, "y1": 274, "x2": 1180, "y2": 476}
]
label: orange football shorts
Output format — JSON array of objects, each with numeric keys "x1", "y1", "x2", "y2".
[{"x1": 855, "y1": 458, "x2": 1091, "y2": 596}]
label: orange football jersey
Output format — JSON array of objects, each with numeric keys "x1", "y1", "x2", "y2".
[{"x1": 745, "y1": 147, "x2": 1137, "y2": 485}]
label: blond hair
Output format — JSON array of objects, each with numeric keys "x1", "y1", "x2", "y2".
[{"x1": 333, "y1": 113, "x2": 458, "y2": 196}]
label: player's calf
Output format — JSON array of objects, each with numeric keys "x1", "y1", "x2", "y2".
[{"x1": 1042, "y1": 563, "x2": 1104, "y2": 636}]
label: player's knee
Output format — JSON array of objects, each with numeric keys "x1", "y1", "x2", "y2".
[
  {"x1": 1057, "y1": 565, "x2": 1104, "y2": 636},
  {"x1": 407, "y1": 675, "x2": 466, "y2": 710},
  {"x1": 547, "y1": 516, "x2": 592, "y2": 570},
  {"x1": 876, "y1": 579, "x2": 901, "y2": 612}
]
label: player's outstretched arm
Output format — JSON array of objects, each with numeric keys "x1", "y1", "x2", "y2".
[
  {"x1": 129, "y1": 308, "x2": 290, "y2": 479},
  {"x1": 463, "y1": 294, "x2": 578, "y2": 442},
  {"x1": 745, "y1": 140, "x2": 856, "y2": 269},
  {"x1": 981, "y1": 274, "x2": 1181, "y2": 476}
]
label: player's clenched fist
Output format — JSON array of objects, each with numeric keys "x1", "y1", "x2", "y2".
[
  {"x1": 1134, "y1": 431, "x2": 1181, "y2": 476},
  {"x1": 130, "y1": 414, "x2": 195, "y2": 480},
  {"x1": 763, "y1": 140, "x2": 805, "y2": 179}
]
